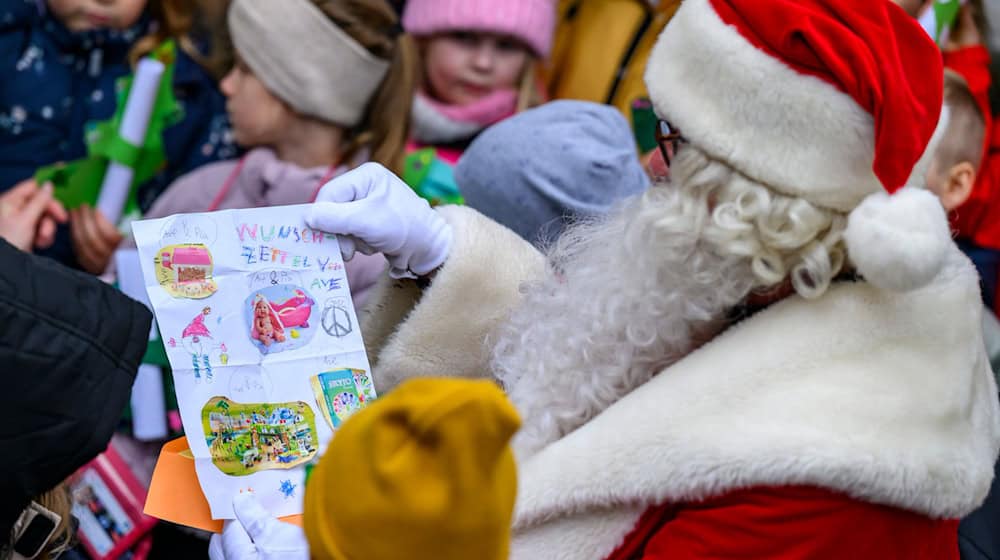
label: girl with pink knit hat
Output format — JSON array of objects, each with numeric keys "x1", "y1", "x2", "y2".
[{"x1": 401, "y1": 0, "x2": 556, "y2": 205}]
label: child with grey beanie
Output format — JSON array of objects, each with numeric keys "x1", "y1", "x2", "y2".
[{"x1": 454, "y1": 100, "x2": 650, "y2": 246}]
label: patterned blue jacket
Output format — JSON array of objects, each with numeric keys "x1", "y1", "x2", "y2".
[{"x1": 0, "y1": 0, "x2": 237, "y2": 262}]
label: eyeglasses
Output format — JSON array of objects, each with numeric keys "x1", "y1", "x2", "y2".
[{"x1": 655, "y1": 119, "x2": 687, "y2": 169}]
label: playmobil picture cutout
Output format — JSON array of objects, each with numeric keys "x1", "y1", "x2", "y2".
[
  {"x1": 203, "y1": 397, "x2": 318, "y2": 476},
  {"x1": 154, "y1": 243, "x2": 218, "y2": 299},
  {"x1": 132, "y1": 205, "x2": 372, "y2": 521},
  {"x1": 245, "y1": 285, "x2": 317, "y2": 354}
]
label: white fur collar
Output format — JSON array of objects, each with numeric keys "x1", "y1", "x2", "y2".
[{"x1": 514, "y1": 247, "x2": 1000, "y2": 535}]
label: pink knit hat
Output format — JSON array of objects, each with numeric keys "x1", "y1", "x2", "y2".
[{"x1": 402, "y1": 0, "x2": 556, "y2": 57}]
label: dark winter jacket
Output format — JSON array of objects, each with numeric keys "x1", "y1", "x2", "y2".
[
  {"x1": 0, "y1": 238, "x2": 151, "y2": 543},
  {"x1": 959, "y1": 406, "x2": 1000, "y2": 560},
  {"x1": 0, "y1": 0, "x2": 236, "y2": 264}
]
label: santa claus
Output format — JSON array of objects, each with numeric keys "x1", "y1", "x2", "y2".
[{"x1": 212, "y1": 0, "x2": 1000, "y2": 558}]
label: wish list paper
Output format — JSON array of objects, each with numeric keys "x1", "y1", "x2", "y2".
[{"x1": 132, "y1": 205, "x2": 377, "y2": 519}]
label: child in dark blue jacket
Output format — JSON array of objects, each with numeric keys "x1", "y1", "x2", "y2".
[{"x1": 0, "y1": 0, "x2": 236, "y2": 267}]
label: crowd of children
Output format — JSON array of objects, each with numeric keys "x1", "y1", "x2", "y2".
[
  {"x1": 3, "y1": 0, "x2": 1000, "y2": 558},
  {"x1": 1, "y1": 0, "x2": 236, "y2": 269}
]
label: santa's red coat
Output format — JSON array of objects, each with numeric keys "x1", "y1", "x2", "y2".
[{"x1": 607, "y1": 486, "x2": 959, "y2": 559}]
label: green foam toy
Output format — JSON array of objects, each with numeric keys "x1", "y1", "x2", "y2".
[{"x1": 34, "y1": 40, "x2": 184, "y2": 217}]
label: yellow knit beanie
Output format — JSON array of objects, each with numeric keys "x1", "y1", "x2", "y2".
[{"x1": 304, "y1": 378, "x2": 521, "y2": 560}]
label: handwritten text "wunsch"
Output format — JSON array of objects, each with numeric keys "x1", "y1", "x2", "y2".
[{"x1": 236, "y1": 224, "x2": 335, "y2": 244}]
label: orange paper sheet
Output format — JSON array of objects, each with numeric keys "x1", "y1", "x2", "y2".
[{"x1": 144, "y1": 437, "x2": 304, "y2": 533}]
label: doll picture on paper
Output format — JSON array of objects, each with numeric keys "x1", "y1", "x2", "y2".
[
  {"x1": 245, "y1": 285, "x2": 317, "y2": 354},
  {"x1": 154, "y1": 243, "x2": 218, "y2": 299},
  {"x1": 202, "y1": 397, "x2": 318, "y2": 476}
]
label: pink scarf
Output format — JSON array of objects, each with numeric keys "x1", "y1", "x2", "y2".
[
  {"x1": 420, "y1": 89, "x2": 519, "y2": 126},
  {"x1": 411, "y1": 89, "x2": 519, "y2": 145}
]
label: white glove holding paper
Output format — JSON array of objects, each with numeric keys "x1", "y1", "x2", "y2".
[
  {"x1": 208, "y1": 493, "x2": 309, "y2": 560},
  {"x1": 307, "y1": 162, "x2": 453, "y2": 279}
]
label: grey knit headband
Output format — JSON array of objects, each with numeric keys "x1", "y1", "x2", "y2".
[{"x1": 228, "y1": 0, "x2": 391, "y2": 127}]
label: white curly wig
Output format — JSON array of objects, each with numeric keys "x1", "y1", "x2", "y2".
[{"x1": 492, "y1": 145, "x2": 850, "y2": 458}]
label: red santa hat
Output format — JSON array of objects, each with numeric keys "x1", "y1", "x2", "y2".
[
  {"x1": 645, "y1": 0, "x2": 952, "y2": 292},
  {"x1": 183, "y1": 313, "x2": 211, "y2": 339}
]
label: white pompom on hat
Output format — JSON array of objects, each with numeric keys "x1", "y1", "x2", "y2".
[
  {"x1": 844, "y1": 187, "x2": 952, "y2": 292},
  {"x1": 644, "y1": 0, "x2": 952, "y2": 292}
]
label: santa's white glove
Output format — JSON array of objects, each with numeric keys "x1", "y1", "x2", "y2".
[
  {"x1": 207, "y1": 493, "x2": 309, "y2": 560},
  {"x1": 307, "y1": 162, "x2": 453, "y2": 279}
]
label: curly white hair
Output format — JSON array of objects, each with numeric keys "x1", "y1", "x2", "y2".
[{"x1": 492, "y1": 145, "x2": 850, "y2": 458}]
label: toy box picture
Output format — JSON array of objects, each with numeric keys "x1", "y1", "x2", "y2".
[
  {"x1": 68, "y1": 445, "x2": 158, "y2": 559},
  {"x1": 71, "y1": 470, "x2": 135, "y2": 556},
  {"x1": 351, "y1": 369, "x2": 377, "y2": 402},
  {"x1": 202, "y1": 397, "x2": 318, "y2": 476},
  {"x1": 311, "y1": 368, "x2": 376, "y2": 429}
]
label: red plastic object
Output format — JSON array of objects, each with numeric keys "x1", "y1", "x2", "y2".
[{"x1": 68, "y1": 444, "x2": 159, "y2": 560}]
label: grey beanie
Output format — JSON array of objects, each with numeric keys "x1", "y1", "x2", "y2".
[{"x1": 455, "y1": 100, "x2": 650, "y2": 246}]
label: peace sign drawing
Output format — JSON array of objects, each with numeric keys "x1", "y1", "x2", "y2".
[{"x1": 321, "y1": 298, "x2": 353, "y2": 338}]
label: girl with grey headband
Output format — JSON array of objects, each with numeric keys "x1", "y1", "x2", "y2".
[{"x1": 86, "y1": 0, "x2": 418, "y2": 307}]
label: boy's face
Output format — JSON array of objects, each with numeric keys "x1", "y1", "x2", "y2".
[
  {"x1": 925, "y1": 156, "x2": 977, "y2": 212},
  {"x1": 47, "y1": 0, "x2": 147, "y2": 32},
  {"x1": 925, "y1": 158, "x2": 949, "y2": 199}
]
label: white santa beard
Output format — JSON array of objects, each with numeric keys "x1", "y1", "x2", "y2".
[{"x1": 493, "y1": 181, "x2": 759, "y2": 459}]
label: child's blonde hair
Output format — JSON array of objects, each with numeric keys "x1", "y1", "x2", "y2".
[
  {"x1": 313, "y1": 0, "x2": 417, "y2": 174},
  {"x1": 516, "y1": 60, "x2": 545, "y2": 112},
  {"x1": 16, "y1": 484, "x2": 74, "y2": 560},
  {"x1": 130, "y1": 0, "x2": 233, "y2": 79},
  {"x1": 935, "y1": 70, "x2": 986, "y2": 172},
  {"x1": 969, "y1": 0, "x2": 990, "y2": 43}
]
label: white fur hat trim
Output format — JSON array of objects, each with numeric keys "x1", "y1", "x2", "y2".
[{"x1": 644, "y1": 0, "x2": 945, "y2": 214}]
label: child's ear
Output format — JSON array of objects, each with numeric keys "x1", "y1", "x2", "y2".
[{"x1": 941, "y1": 161, "x2": 977, "y2": 211}]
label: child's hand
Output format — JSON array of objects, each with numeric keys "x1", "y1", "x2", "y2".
[
  {"x1": 70, "y1": 204, "x2": 123, "y2": 274},
  {"x1": 0, "y1": 180, "x2": 68, "y2": 252},
  {"x1": 945, "y1": 4, "x2": 983, "y2": 51}
]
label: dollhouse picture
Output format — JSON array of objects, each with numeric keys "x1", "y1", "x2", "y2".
[
  {"x1": 202, "y1": 397, "x2": 318, "y2": 476},
  {"x1": 154, "y1": 243, "x2": 218, "y2": 299}
]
